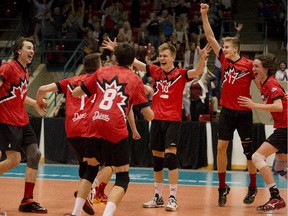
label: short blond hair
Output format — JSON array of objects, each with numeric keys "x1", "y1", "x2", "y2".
[
  {"x1": 222, "y1": 36, "x2": 240, "y2": 51},
  {"x1": 158, "y1": 43, "x2": 176, "y2": 56}
]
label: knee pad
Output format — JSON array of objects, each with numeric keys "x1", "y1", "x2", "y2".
[
  {"x1": 153, "y1": 156, "x2": 164, "y2": 172},
  {"x1": 115, "y1": 172, "x2": 130, "y2": 192},
  {"x1": 25, "y1": 144, "x2": 41, "y2": 169},
  {"x1": 252, "y1": 152, "x2": 267, "y2": 170},
  {"x1": 242, "y1": 141, "x2": 254, "y2": 160},
  {"x1": 83, "y1": 165, "x2": 99, "y2": 183},
  {"x1": 165, "y1": 153, "x2": 178, "y2": 170},
  {"x1": 79, "y1": 161, "x2": 88, "y2": 179},
  {"x1": 274, "y1": 159, "x2": 288, "y2": 179}
]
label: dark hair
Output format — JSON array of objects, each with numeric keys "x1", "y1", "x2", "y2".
[
  {"x1": 255, "y1": 53, "x2": 278, "y2": 76},
  {"x1": 83, "y1": 53, "x2": 101, "y2": 74},
  {"x1": 113, "y1": 42, "x2": 135, "y2": 66},
  {"x1": 12, "y1": 37, "x2": 35, "y2": 60}
]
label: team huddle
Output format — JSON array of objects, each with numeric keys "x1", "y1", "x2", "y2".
[{"x1": 0, "y1": 3, "x2": 287, "y2": 216}]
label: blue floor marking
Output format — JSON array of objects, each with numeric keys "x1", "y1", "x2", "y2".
[{"x1": 1, "y1": 163, "x2": 287, "y2": 189}]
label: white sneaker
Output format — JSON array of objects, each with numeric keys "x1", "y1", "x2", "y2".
[
  {"x1": 0, "y1": 209, "x2": 7, "y2": 216},
  {"x1": 165, "y1": 196, "x2": 178, "y2": 211},
  {"x1": 143, "y1": 194, "x2": 164, "y2": 208}
]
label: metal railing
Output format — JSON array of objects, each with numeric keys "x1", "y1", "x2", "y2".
[{"x1": 39, "y1": 38, "x2": 85, "y2": 116}]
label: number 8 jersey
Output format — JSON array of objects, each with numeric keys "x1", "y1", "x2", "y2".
[{"x1": 81, "y1": 65, "x2": 150, "y2": 143}]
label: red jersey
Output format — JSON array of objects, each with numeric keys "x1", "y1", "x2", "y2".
[
  {"x1": 57, "y1": 74, "x2": 97, "y2": 138},
  {"x1": 147, "y1": 64, "x2": 190, "y2": 121},
  {"x1": 0, "y1": 61, "x2": 29, "y2": 126},
  {"x1": 81, "y1": 65, "x2": 149, "y2": 143},
  {"x1": 261, "y1": 76, "x2": 287, "y2": 128},
  {"x1": 219, "y1": 50, "x2": 255, "y2": 111}
]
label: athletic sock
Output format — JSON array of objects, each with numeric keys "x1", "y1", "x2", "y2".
[
  {"x1": 72, "y1": 197, "x2": 85, "y2": 216},
  {"x1": 154, "y1": 183, "x2": 163, "y2": 197},
  {"x1": 23, "y1": 182, "x2": 35, "y2": 200},
  {"x1": 218, "y1": 172, "x2": 226, "y2": 188},
  {"x1": 249, "y1": 173, "x2": 257, "y2": 188},
  {"x1": 102, "y1": 201, "x2": 116, "y2": 216},
  {"x1": 169, "y1": 184, "x2": 178, "y2": 198}
]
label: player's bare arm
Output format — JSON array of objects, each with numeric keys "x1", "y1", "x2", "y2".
[
  {"x1": 141, "y1": 106, "x2": 154, "y2": 121},
  {"x1": 238, "y1": 96, "x2": 283, "y2": 112},
  {"x1": 127, "y1": 107, "x2": 141, "y2": 140},
  {"x1": 200, "y1": 3, "x2": 221, "y2": 56},
  {"x1": 25, "y1": 96, "x2": 46, "y2": 116},
  {"x1": 36, "y1": 83, "x2": 57, "y2": 108},
  {"x1": 72, "y1": 86, "x2": 85, "y2": 97},
  {"x1": 187, "y1": 43, "x2": 211, "y2": 79},
  {"x1": 102, "y1": 37, "x2": 147, "y2": 72}
]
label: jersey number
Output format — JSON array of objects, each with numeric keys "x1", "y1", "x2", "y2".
[
  {"x1": 99, "y1": 89, "x2": 117, "y2": 110},
  {"x1": 79, "y1": 94, "x2": 96, "y2": 110}
]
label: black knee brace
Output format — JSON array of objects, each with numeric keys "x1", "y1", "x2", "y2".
[
  {"x1": 79, "y1": 161, "x2": 88, "y2": 179},
  {"x1": 165, "y1": 153, "x2": 178, "y2": 170},
  {"x1": 153, "y1": 156, "x2": 164, "y2": 172},
  {"x1": 25, "y1": 144, "x2": 41, "y2": 169},
  {"x1": 242, "y1": 141, "x2": 254, "y2": 160},
  {"x1": 82, "y1": 165, "x2": 99, "y2": 183},
  {"x1": 115, "y1": 172, "x2": 130, "y2": 192}
]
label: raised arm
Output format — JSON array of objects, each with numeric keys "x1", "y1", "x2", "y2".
[
  {"x1": 187, "y1": 43, "x2": 211, "y2": 79},
  {"x1": 102, "y1": 37, "x2": 147, "y2": 72},
  {"x1": 200, "y1": 3, "x2": 221, "y2": 57},
  {"x1": 133, "y1": 58, "x2": 147, "y2": 72}
]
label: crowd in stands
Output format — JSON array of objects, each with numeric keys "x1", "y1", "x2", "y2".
[{"x1": 0, "y1": 0, "x2": 287, "y2": 121}]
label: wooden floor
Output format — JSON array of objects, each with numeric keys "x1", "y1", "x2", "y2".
[{"x1": 0, "y1": 165, "x2": 287, "y2": 216}]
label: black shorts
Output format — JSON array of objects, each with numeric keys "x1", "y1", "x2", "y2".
[
  {"x1": 0, "y1": 123, "x2": 38, "y2": 152},
  {"x1": 68, "y1": 137, "x2": 102, "y2": 163},
  {"x1": 266, "y1": 128, "x2": 287, "y2": 154},
  {"x1": 150, "y1": 120, "x2": 181, "y2": 151},
  {"x1": 218, "y1": 107, "x2": 253, "y2": 141},
  {"x1": 68, "y1": 137, "x2": 129, "y2": 167}
]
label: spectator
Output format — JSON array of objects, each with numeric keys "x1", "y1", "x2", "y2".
[
  {"x1": 146, "y1": 12, "x2": 161, "y2": 50},
  {"x1": 275, "y1": 61, "x2": 288, "y2": 81},
  {"x1": 20, "y1": 0, "x2": 34, "y2": 37},
  {"x1": 117, "y1": 21, "x2": 133, "y2": 43},
  {"x1": 83, "y1": 29, "x2": 99, "y2": 55},
  {"x1": 137, "y1": 23, "x2": 150, "y2": 46},
  {"x1": 71, "y1": 0, "x2": 86, "y2": 38},
  {"x1": 32, "y1": 0, "x2": 54, "y2": 46},
  {"x1": 52, "y1": 6, "x2": 65, "y2": 40}
]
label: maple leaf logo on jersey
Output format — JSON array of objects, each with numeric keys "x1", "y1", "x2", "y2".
[
  {"x1": 271, "y1": 87, "x2": 277, "y2": 93},
  {"x1": 0, "y1": 77, "x2": 28, "y2": 104},
  {"x1": 154, "y1": 75, "x2": 181, "y2": 96},
  {"x1": 223, "y1": 66, "x2": 250, "y2": 85},
  {"x1": 97, "y1": 76, "x2": 129, "y2": 114}
]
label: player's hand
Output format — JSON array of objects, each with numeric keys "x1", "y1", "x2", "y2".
[
  {"x1": 37, "y1": 98, "x2": 48, "y2": 109},
  {"x1": 200, "y1": 3, "x2": 209, "y2": 15},
  {"x1": 238, "y1": 96, "x2": 254, "y2": 109},
  {"x1": 132, "y1": 130, "x2": 141, "y2": 140},
  {"x1": 102, "y1": 37, "x2": 117, "y2": 51},
  {"x1": 198, "y1": 43, "x2": 212, "y2": 59},
  {"x1": 34, "y1": 101, "x2": 47, "y2": 117}
]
